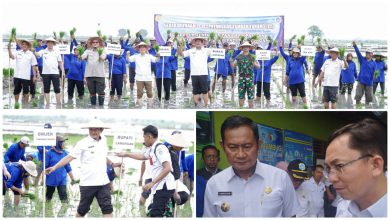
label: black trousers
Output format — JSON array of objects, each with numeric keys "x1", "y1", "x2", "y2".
[
  {"x1": 149, "y1": 184, "x2": 175, "y2": 217},
  {"x1": 68, "y1": 79, "x2": 84, "y2": 98},
  {"x1": 30, "y1": 74, "x2": 36, "y2": 96},
  {"x1": 256, "y1": 82, "x2": 271, "y2": 100},
  {"x1": 156, "y1": 78, "x2": 171, "y2": 101},
  {"x1": 46, "y1": 185, "x2": 68, "y2": 201},
  {"x1": 171, "y1": 70, "x2": 177, "y2": 91},
  {"x1": 373, "y1": 82, "x2": 385, "y2": 95},
  {"x1": 184, "y1": 69, "x2": 191, "y2": 85}
]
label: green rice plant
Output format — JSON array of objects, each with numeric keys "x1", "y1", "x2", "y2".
[
  {"x1": 267, "y1": 35, "x2": 273, "y2": 42},
  {"x1": 250, "y1": 34, "x2": 259, "y2": 41},
  {"x1": 70, "y1": 27, "x2": 76, "y2": 37},
  {"x1": 31, "y1": 99, "x2": 38, "y2": 108},
  {"x1": 14, "y1": 102, "x2": 20, "y2": 109},
  {"x1": 97, "y1": 48, "x2": 104, "y2": 56},
  {"x1": 174, "y1": 32, "x2": 179, "y2": 41},
  {"x1": 96, "y1": 30, "x2": 102, "y2": 37},
  {"x1": 153, "y1": 44, "x2": 160, "y2": 52},
  {"x1": 166, "y1": 30, "x2": 171, "y2": 36},
  {"x1": 77, "y1": 46, "x2": 85, "y2": 57},
  {"x1": 23, "y1": 192, "x2": 37, "y2": 200},
  {"x1": 127, "y1": 29, "x2": 131, "y2": 37},
  {"x1": 239, "y1": 35, "x2": 245, "y2": 43},
  {"x1": 339, "y1": 48, "x2": 346, "y2": 59},
  {"x1": 53, "y1": 31, "x2": 57, "y2": 39},
  {"x1": 290, "y1": 35, "x2": 297, "y2": 42},
  {"x1": 273, "y1": 40, "x2": 277, "y2": 48},
  {"x1": 374, "y1": 70, "x2": 380, "y2": 79},
  {"x1": 102, "y1": 35, "x2": 107, "y2": 42},
  {"x1": 3, "y1": 143, "x2": 9, "y2": 150},
  {"x1": 208, "y1": 32, "x2": 216, "y2": 41},
  {"x1": 3, "y1": 68, "x2": 14, "y2": 77}
]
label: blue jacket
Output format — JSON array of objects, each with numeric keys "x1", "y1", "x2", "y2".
[
  {"x1": 66, "y1": 55, "x2": 86, "y2": 81},
  {"x1": 37, "y1": 146, "x2": 52, "y2": 161},
  {"x1": 256, "y1": 55, "x2": 279, "y2": 83},
  {"x1": 374, "y1": 60, "x2": 387, "y2": 83},
  {"x1": 354, "y1": 45, "x2": 377, "y2": 86},
  {"x1": 155, "y1": 56, "x2": 173, "y2": 79},
  {"x1": 286, "y1": 56, "x2": 307, "y2": 84},
  {"x1": 314, "y1": 50, "x2": 325, "y2": 71},
  {"x1": 149, "y1": 48, "x2": 157, "y2": 70},
  {"x1": 168, "y1": 48, "x2": 178, "y2": 71},
  {"x1": 3, "y1": 163, "x2": 23, "y2": 189},
  {"x1": 107, "y1": 55, "x2": 127, "y2": 75},
  {"x1": 184, "y1": 57, "x2": 190, "y2": 70},
  {"x1": 4, "y1": 143, "x2": 26, "y2": 163},
  {"x1": 45, "y1": 149, "x2": 72, "y2": 186},
  {"x1": 185, "y1": 154, "x2": 194, "y2": 181},
  {"x1": 214, "y1": 53, "x2": 230, "y2": 77},
  {"x1": 341, "y1": 61, "x2": 357, "y2": 84},
  {"x1": 279, "y1": 46, "x2": 309, "y2": 74},
  {"x1": 196, "y1": 175, "x2": 207, "y2": 217}
]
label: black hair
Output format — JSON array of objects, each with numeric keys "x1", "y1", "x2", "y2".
[
  {"x1": 327, "y1": 118, "x2": 387, "y2": 170},
  {"x1": 221, "y1": 115, "x2": 259, "y2": 143},
  {"x1": 201, "y1": 145, "x2": 220, "y2": 158},
  {"x1": 313, "y1": 164, "x2": 324, "y2": 171},
  {"x1": 143, "y1": 125, "x2": 158, "y2": 138}
]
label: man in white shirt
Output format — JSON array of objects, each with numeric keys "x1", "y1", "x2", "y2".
[
  {"x1": 301, "y1": 165, "x2": 326, "y2": 217},
  {"x1": 45, "y1": 117, "x2": 121, "y2": 217},
  {"x1": 139, "y1": 145, "x2": 152, "y2": 205},
  {"x1": 325, "y1": 118, "x2": 387, "y2": 217},
  {"x1": 315, "y1": 47, "x2": 348, "y2": 109},
  {"x1": 178, "y1": 37, "x2": 211, "y2": 107},
  {"x1": 116, "y1": 125, "x2": 175, "y2": 217},
  {"x1": 127, "y1": 42, "x2": 159, "y2": 107},
  {"x1": 8, "y1": 39, "x2": 38, "y2": 105},
  {"x1": 204, "y1": 115, "x2": 299, "y2": 217},
  {"x1": 35, "y1": 37, "x2": 64, "y2": 106},
  {"x1": 287, "y1": 159, "x2": 312, "y2": 217}
]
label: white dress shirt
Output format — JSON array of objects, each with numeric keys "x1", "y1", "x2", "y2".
[
  {"x1": 301, "y1": 177, "x2": 325, "y2": 217},
  {"x1": 336, "y1": 194, "x2": 387, "y2": 217},
  {"x1": 321, "y1": 58, "x2": 346, "y2": 87},
  {"x1": 127, "y1": 54, "x2": 157, "y2": 81},
  {"x1": 37, "y1": 49, "x2": 62, "y2": 75},
  {"x1": 69, "y1": 135, "x2": 109, "y2": 186},
  {"x1": 203, "y1": 160, "x2": 299, "y2": 217},
  {"x1": 14, "y1": 50, "x2": 37, "y2": 80},
  {"x1": 183, "y1": 48, "x2": 211, "y2": 76}
]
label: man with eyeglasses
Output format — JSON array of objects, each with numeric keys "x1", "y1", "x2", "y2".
[
  {"x1": 203, "y1": 115, "x2": 298, "y2": 217},
  {"x1": 197, "y1": 145, "x2": 222, "y2": 181},
  {"x1": 325, "y1": 118, "x2": 387, "y2": 217},
  {"x1": 300, "y1": 164, "x2": 325, "y2": 217}
]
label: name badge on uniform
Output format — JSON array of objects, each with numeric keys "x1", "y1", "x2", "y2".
[
  {"x1": 221, "y1": 202, "x2": 230, "y2": 212},
  {"x1": 218, "y1": 191, "x2": 232, "y2": 196},
  {"x1": 265, "y1": 186, "x2": 272, "y2": 194}
]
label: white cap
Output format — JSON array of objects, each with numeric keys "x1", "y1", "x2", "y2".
[
  {"x1": 166, "y1": 132, "x2": 192, "y2": 149},
  {"x1": 329, "y1": 47, "x2": 340, "y2": 53},
  {"x1": 20, "y1": 136, "x2": 30, "y2": 146}
]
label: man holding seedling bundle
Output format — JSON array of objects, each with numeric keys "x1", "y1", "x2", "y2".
[
  {"x1": 116, "y1": 125, "x2": 175, "y2": 217},
  {"x1": 82, "y1": 37, "x2": 107, "y2": 106},
  {"x1": 8, "y1": 39, "x2": 38, "y2": 105},
  {"x1": 178, "y1": 37, "x2": 211, "y2": 107},
  {"x1": 34, "y1": 37, "x2": 64, "y2": 107},
  {"x1": 230, "y1": 42, "x2": 260, "y2": 109},
  {"x1": 127, "y1": 42, "x2": 160, "y2": 107},
  {"x1": 2, "y1": 160, "x2": 37, "y2": 208},
  {"x1": 352, "y1": 41, "x2": 376, "y2": 105},
  {"x1": 315, "y1": 48, "x2": 348, "y2": 109},
  {"x1": 45, "y1": 117, "x2": 122, "y2": 217}
]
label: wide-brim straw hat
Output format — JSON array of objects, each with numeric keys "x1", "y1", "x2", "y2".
[
  {"x1": 87, "y1": 37, "x2": 104, "y2": 48},
  {"x1": 238, "y1": 41, "x2": 254, "y2": 50},
  {"x1": 165, "y1": 132, "x2": 192, "y2": 149},
  {"x1": 292, "y1": 47, "x2": 301, "y2": 54},
  {"x1": 18, "y1": 39, "x2": 32, "y2": 48},
  {"x1": 328, "y1": 47, "x2": 340, "y2": 53},
  {"x1": 20, "y1": 160, "x2": 38, "y2": 177},
  {"x1": 191, "y1": 37, "x2": 207, "y2": 44},
  {"x1": 45, "y1": 37, "x2": 58, "y2": 45},
  {"x1": 135, "y1": 42, "x2": 150, "y2": 50},
  {"x1": 81, "y1": 118, "x2": 110, "y2": 129}
]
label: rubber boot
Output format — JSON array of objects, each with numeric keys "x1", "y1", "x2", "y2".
[
  {"x1": 98, "y1": 96, "x2": 105, "y2": 106},
  {"x1": 90, "y1": 96, "x2": 97, "y2": 105}
]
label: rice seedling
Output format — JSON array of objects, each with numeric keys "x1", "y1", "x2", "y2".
[
  {"x1": 289, "y1": 34, "x2": 297, "y2": 42},
  {"x1": 250, "y1": 34, "x2": 259, "y2": 41},
  {"x1": 127, "y1": 29, "x2": 131, "y2": 37},
  {"x1": 14, "y1": 102, "x2": 20, "y2": 109},
  {"x1": 22, "y1": 192, "x2": 37, "y2": 200},
  {"x1": 96, "y1": 30, "x2": 102, "y2": 37},
  {"x1": 208, "y1": 32, "x2": 216, "y2": 41},
  {"x1": 239, "y1": 35, "x2": 245, "y2": 43},
  {"x1": 267, "y1": 35, "x2": 273, "y2": 42},
  {"x1": 69, "y1": 27, "x2": 76, "y2": 37},
  {"x1": 102, "y1": 35, "x2": 107, "y2": 42},
  {"x1": 374, "y1": 70, "x2": 380, "y2": 79},
  {"x1": 53, "y1": 31, "x2": 57, "y2": 39},
  {"x1": 339, "y1": 47, "x2": 346, "y2": 59},
  {"x1": 153, "y1": 44, "x2": 160, "y2": 52},
  {"x1": 174, "y1": 32, "x2": 179, "y2": 41},
  {"x1": 97, "y1": 48, "x2": 104, "y2": 56}
]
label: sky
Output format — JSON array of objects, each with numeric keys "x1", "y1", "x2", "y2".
[{"x1": 1, "y1": 0, "x2": 389, "y2": 40}]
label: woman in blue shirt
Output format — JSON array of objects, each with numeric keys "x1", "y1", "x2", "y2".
[
  {"x1": 107, "y1": 50, "x2": 127, "y2": 101},
  {"x1": 255, "y1": 51, "x2": 279, "y2": 104},
  {"x1": 340, "y1": 53, "x2": 357, "y2": 95},
  {"x1": 45, "y1": 136, "x2": 75, "y2": 203},
  {"x1": 373, "y1": 54, "x2": 387, "y2": 96},
  {"x1": 66, "y1": 46, "x2": 86, "y2": 100},
  {"x1": 155, "y1": 55, "x2": 173, "y2": 101},
  {"x1": 285, "y1": 48, "x2": 307, "y2": 105}
]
